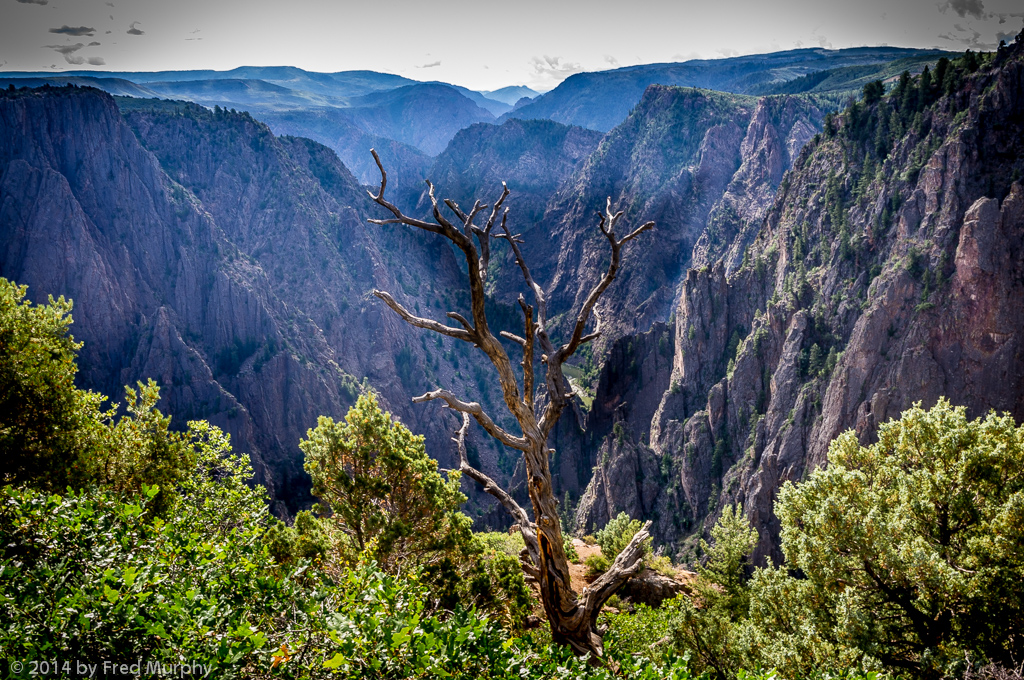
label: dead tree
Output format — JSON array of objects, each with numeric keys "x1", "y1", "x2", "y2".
[{"x1": 366, "y1": 149, "x2": 654, "y2": 659}]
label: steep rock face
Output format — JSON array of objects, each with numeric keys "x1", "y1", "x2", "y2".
[
  {"x1": 0, "y1": 87, "x2": 497, "y2": 516},
  {"x1": 691, "y1": 95, "x2": 823, "y2": 273},
  {"x1": 0, "y1": 87, "x2": 279, "y2": 495},
  {"x1": 411, "y1": 119, "x2": 603, "y2": 228},
  {"x1": 575, "y1": 323, "x2": 679, "y2": 540},
  {"x1": 579, "y1": 41, "x2": 1024, "y2": 564},
  {"x1": 538, "y1": 88, "x2": 822, "y2": 349}
]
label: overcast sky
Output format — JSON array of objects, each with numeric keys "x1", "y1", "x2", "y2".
[{"x1": 1, "y1": 0, "x2": 1021, "y2": 92}]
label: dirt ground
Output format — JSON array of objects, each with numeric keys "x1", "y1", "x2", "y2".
[
  {"x1": 560, "y1": 539, "x2": 696, "y2": 596},
  {"x1": 569, "y1": 539, "x2": 601, "y2": 593}
]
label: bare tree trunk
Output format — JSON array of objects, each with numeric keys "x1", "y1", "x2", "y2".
[{"x1": 365, "y1": 150, "x2": 653, "y2": 659}]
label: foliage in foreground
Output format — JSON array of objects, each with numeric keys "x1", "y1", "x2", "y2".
[
  {"x1": 0, "y1": 461, "x2": 714, "y2": 679},
  {"x1": 604, "y1": 399, "x2": 1024, "y2": 680},
  {"x1": 0, "y1": 277, "x2": 198, "y2": 514},
  {"x1": 776, "y1": 398, "x2": 1024, "y2": 675},
  {"x1": 4, "y1": 248, "x2": 1023, "y2": 678}
]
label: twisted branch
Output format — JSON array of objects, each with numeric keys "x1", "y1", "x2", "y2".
[
  {"x1": 453, "y1": 414, "x2": 540, "y2": 566},
  {"x1": 413, "y1": 389, "x2": 527, "y2": 451},
  {"x1": 373, "y1": 291, "x2": 475, "y2": 342}
]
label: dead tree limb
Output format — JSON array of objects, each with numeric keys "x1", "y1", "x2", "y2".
[{"x1": 367, "y1": 148, "x2": 654, "y2": 660}]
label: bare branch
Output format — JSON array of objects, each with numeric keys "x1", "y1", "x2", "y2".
[
  {"x1": 414, "y1": 389, "x2": 527, "y2": 451},
  {"x1": 446, "y1": 311, "x2": 475, "y2": 334},
  {"x1": 365, "y1": 149, "x2": 447, "y2": 236},
  {"x1": 519, "y1": 297, "x2": 536, "y2": 411},
  {"x1": 539, "y1": 201, "x2": 653, "y2": 438},
  {"x1": 368, "y1": 147, "x2": 388, "y2": 201},
  {"x1": 465, "y1": 200, "x2": 485, "y2": 227},
  {"x1": 583, "y1": 520, "x2": 652, "y2": 614},
  {"x1": 621, "y1": 221, "x2": 655, "y2": 245},
  {"x1": 473, "y1": 185, "x2": 509, "y2": 281},
  {"x1": 453, "y1": 413, "x2": 540, "y2": 565},
  {"x1": 425, "y1": 181, "x2": 460, "y2": 234},
  {"x1": 373, "y1": 290, "x2": 475, "y2": 342},
  {"x1": 443, "y1": 198, "x2": 468, "y2": 223},
  {"x1": 482, "y1": 184, "x2": 510, "y2": 234},
  {"x1": 499, "y1": 216, "x2": 553, "y2": 356},
  {"x1": 500, "y1": 331, "x2": 526, "y2": 346}
]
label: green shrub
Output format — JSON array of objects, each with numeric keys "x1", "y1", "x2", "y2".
[
  {"x1": 775, "y1": 398, "x2": 1024, "y2": 675},
  {"x1": 698, "y1": 504, "x2": 758, "y2": 617},
  {"x1": 584, "y1": 552, "x2": 612, "y2": 578},
  {"x1": 564, "y1": 535, "x2": 580, "y2": 563},
  {"x1": 0, "y1": 278, "x2": 106, "y2": 491},
  {"x1": 647, "y1": 553, "x2": 677, "y2": 578},
  {"x1": 476, "y1": 530, "x2": 525, "y2": 558},
  {"x1": 0, "y1": 425, "x2": 302, "y2": 677},
  {"x1": 596, "y1": 511, "x2": 651, "y2": 560},
  {"x1": 604, "y1": 599, "x2": 680, "y2": 664},
  {"x1": 300, "y1": 393, "x2": 475, "y2": 568},
  {"x1": 0, "y1": 280, "x2": 195, "y2": 507}
]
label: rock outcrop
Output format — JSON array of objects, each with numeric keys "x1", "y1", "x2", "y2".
[{"x1": 577, "y1": 40, "x2": 1024, "y2": 565}]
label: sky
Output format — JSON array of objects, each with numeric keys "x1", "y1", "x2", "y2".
[{"x1": 1, "y1": 0, "x2": 1022, "y2": 92}]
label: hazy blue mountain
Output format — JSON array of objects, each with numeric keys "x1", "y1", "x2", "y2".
[
  {"x1": 503, "y1": 47, "x2": 950, "y2": 132},
  {"x1": 249, "y1": 105, "x2": 433, "y2": 193},
  {"x1": 141, "y1": 78, "x2": 348, "y2": 109},
  {"x1": 5, "y1": 69, "x2": 498, "y2": 160},
  {"x1": 0, "y1": 76, "x2": 160, "y2": 98},
  {"x1": 342, "y1": 83, "x2": 496, "y2": 155},
  {"x1": 481, "y1": 86, "x2": 540, "y2": 105},
  {"x1": 434, "y1": 83, "x2": 513, "y2": 117},
  {"x1": 3, "y1": 67, "x2": 416, "y2": 98}
]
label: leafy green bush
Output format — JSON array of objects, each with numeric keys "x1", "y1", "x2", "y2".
[
  {"x1": 698, "y1": 505, "x2": 758, "y2": 617},
  {"x1": 0, "y1": 424, "x2": 305, "y2": 677},
  {"x1": 0, "y1": 278, "x2": 107, "y2": 491},
  {"x1": 300, "y1": 392, "x2": 475, "y2": 568},
  {"x1": 633, "y1": 400, "x2": 1024, "y2": 679},
  {"x1": 646, "y1": 553, "x2": 677, "y2": 577},
  {"x1": 775, "y1": 398, "x2": 1024, "y2": 675},
  {"x1": 0, "y1": 278, "x2": 203, "y2": 513},
  {"x1": 596, "y1": 511, "x2": 651, "y2": 561},
  {"x1": 604, "y1": 600, "x2": 679, "y2": 664},
  {"x1": 564, "y1": 535, "x2": 580, "y2": 563},
  {"x1": 476, "y1": 530, "x2": 525, "y2": 557},
  {"x1": 584, "y1": 552, "x2": 611, "y2": 578}
]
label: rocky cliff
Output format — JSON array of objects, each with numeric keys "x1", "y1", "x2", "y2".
[
  {"x1": 0, "y1": 87, "x2": 505, "y2": 517},
  {"x1": 577, "y1": 39, "x2": 1024, "y2": 565},
  {"x1": 537, "y1": 88, "x2": 822, "y2": 353}
]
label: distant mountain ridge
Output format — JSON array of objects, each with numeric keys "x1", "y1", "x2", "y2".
[
  {"x1": 503, "y1": 47, "x2": 951, "y2": 132},
  {"x1": 3, "y1": 48, "x2": 950, "y2": 197}
]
